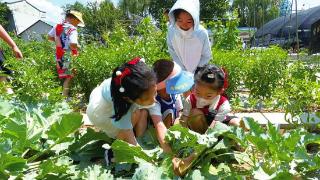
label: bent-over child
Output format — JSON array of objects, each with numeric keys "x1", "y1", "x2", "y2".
[
  {"x1": 181, "y1": 64, "x2": 241, "y2": 134},
  {"x1": 86, "y1": 57, "x2": 171, "y2": 153},
  {"x1": 151, "y1": 59, "x2": 194, "y2": 128}
]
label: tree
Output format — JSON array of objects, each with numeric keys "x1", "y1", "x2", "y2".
[
  {"x1": 64, "y1": 1, "x2": 123, "y2": 39},
  {"x1": 148, "y1": 0, "x2": 230, "y2": 24},
  {"x1": 148, "y1": 0, "x2": 175, "y2": 24},
  {"x1": 118, "y1": 0, "x2": 150, "y2": 18},
  {"x1": 63, "y1": 1, "x2": 87, "y2": 13},
  {"x1": 0, "y1": 2, "x2": 10, "y2": 29},
  {"x1": 232, "y1": 0, "x2": 280, "y2": 28},
  {"x1": 200, "y1": 0, "x2": 229, "y2": 21}
]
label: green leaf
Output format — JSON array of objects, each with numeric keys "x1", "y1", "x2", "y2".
[
  {"x1": 37, "y1": 157, "x2": 72, "y2": 179},
  {"x1": 225, "y1": 126, "x2": 248, "y2": 148},
  {"x1": 166, "y1": 125, "x2": 200, "y2": 152},
  {"x1": 70, "y1": 140, "x2": 106, "y2": 162},
  {"x1": 0, "y1": 153, "x2": 26, "y2": 174},
  {"x1": 111, "y1": 140, "x2": 154, "y2": 164},
  {"x1": 233, "y1": 152, "x2": 254, "y2": 166},
  {"x1": 46, "y1": 112, "x2": 83, "y2": 142},
  {"x1": 76, "y1": 164, "x2": 114, "y2": 180},
  {"x1": 0, "y1": 100, "x2": 14, "y2": 117},
  {"x1": 185, "y1": 169, "x2": 205, "y2": 180},
  {"x1": 245, "y1": 117, "x2": 265, "y2": 136},
  {"x1": 160, "y1": 155, "x2": 174, "y2": 178},
  {"x1": 301, "y1": 134, "x2": 320, "y2": 145},
  {"x1": 136, "y1": 127, "x2": 159, "y2": 150},
  {"x1": 132, "y1": 158, "x2": 169, "y2": 180},
  {"x1": 267, "y1": 121, "x2": 281, "y2": 143},
  {"x1": 69, "y1": 128, "x2": 112, "y2": 152},
  {"x1": 253, "y1": 166, "x2": 276, "y2": 180},
  {"x1": 206, "y1": 122, "x2": 231, "y2": 138}
]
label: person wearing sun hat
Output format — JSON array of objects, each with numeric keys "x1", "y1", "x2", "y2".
[
  {"x1": 48, "y1": 10, "x2": 85, "y2": 98},
  {"x1": 149, "y1": 59, "x2": 194, "y2": 128}
]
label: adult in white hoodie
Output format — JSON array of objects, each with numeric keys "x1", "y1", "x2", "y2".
[{"x1": 167, "y1": 0, "x2": 212, "y2": 73}]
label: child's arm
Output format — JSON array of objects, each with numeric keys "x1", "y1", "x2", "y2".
[
  {"x1": 151, "y1": 115, "x2": 172, "y2": 153},
  {"x1": 48, "y1": 36, "x2": 55, "y2": 41},
  {"x1": 68, "y1": 29, "x2": 79, "y2": 56},
  {"x1": 174, "y1": 94, "x2": 184, "y2": 124},
  {"x1": 47, "y1": 27, "x2": 55, "y2": 42},
  {"x1": 198, "y1": 30, "x2": 212, "y2": 67},
  {"x1": 0, "y1": 25, "x2": 23, "y2": 59},
  {"x1": 148, "y1": 103, "x2": 172, "y2": 153}
]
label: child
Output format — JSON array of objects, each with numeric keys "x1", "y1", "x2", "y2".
[
  {"x1": 48, "y1": 10, "x2": 84, "y2": 97},
  {"x1": 172, "y1": 64, "x2": 242, "y2": 176},
  {"x1": 151, "y1": 59, "x2": 194, "y2": 128},
  {"x1": 86, "y1": 57, "x2": 171, "y2": 153},
  {"x1": 181, "y1": 64, "x2": 241, "y2": 134},
  {"x1": 167, "y1": 0, "x2": 212, "y2": 73},
  {"x1": 0, "y1": 25, "x2": 23, "y2": 59},
  {"x1": 0, "y1": 25, "x2": 23, "y2": 93}
]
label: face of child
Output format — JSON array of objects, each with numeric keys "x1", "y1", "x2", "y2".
[
  {"x1": 69, "y1": 18, "x2": 81, "y2": 27},
  {"x1": 194, "y1": 81, "x2": 219, "y2": 100},
  {"x1": 134, "y1": 84, "x2": 157, "y2": 106},
  {"x1": 176, "y1": 11, "x2": 194, "y2": 31}
]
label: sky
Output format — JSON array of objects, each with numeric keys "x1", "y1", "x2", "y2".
[{"x1": 1, "y1": 0, "x2": 319, "y2": 24}]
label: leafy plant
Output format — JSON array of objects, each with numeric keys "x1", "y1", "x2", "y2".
[
  {"x1": 243, "y1": 46, "x2": 288, "y2": 100},
  {"x1": 0, "y1": 98, "x2": 113, "y2": 179},
  {"x1": 274, "y1": 61, "x2": 320, "y2": 123}
]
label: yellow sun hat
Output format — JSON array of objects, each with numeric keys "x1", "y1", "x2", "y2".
[{"x1": 69, "y1": 10, "x2": 85, "y2": 27}]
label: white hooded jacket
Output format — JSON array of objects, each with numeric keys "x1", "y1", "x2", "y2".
[{"x1": 167, "y1": 0, "x2": 212, "y2": 73}]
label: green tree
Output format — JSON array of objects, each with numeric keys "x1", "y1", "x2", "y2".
[
  {"x1": 148, "y1": 0, "x2": 175, "y2": 24},
  {"x1": 0, "y1": 2, "x2": 10, "y2": 29},
  {"x1": 118, "y1": 0, "x2": 150, "y2": 17},
  {"x1": 232, "y1": 0, "x2": 280, "y2": 28},
  {"x1": 64, "y1": 1, "x2": 123, "y2": 39},
  {"x1": 200, "y1": 0, "x2": 229, "y2": 21},
  {"x1": 148, "y1": 0, "x2": 230, "y2": 24},
  {"x1": 63, "y1": 1, "x2": 87, "y2": 13}
]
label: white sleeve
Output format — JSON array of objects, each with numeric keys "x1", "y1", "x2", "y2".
[
  {"x1": 68, "y1": 30, "x2": 78, "y2": 44},
  {"x1": 48, "y1": 27, "x2": 55, "y2": 37},
  {"x1": 214, "y1": 101, "x2": 231, "y2": 122},
  {"x1": 182, "y1": 96, "x2": 192, "y2": 117},
  {"x1": 175, "y1": 94, "x2": 183, "y2": 112},
  {"x1": 148, "y1": 102, "x2": 162, "y2": 116}
]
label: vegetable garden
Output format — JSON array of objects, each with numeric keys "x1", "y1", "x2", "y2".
[{"x1": 0, "y1": 17, "x2": 319, "y2": 179}]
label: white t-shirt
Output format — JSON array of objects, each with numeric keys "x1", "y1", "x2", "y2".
[
  {"x1": 183, "y1": 95, "x2": 231, "y2": 122},
  {"x1": 48, "y1": 22, "x2": 78, "y2": 49}
]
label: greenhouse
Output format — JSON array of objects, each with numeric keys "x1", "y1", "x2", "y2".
[{"x1": 254, "y1": 5, "x2": 320, "y2": 49}]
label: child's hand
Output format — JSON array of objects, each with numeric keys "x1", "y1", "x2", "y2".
[
  {"x1": 172, "y1": 153, "x2": 196, "y2": 176},
  {"x1": 72, "y1": 68, "x2": 78, "y2": 76},
  {"x1": 12, "y1": 45, "x2": 23, "y2": 59}
]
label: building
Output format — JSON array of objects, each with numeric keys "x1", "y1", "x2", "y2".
[{"x1": 6, "y1": 0, "x2": 53, "y2": 41}]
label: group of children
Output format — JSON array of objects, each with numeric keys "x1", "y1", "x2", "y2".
[
  {"x1": 84, "y1": 0, "x2": 243, "y2": 176},
  {"x1": 0, "y1": 0, "x2": 240, "y2": 176},
  {"x1": 45, "y1": 0, "x2": 241, "y2": 176}
]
